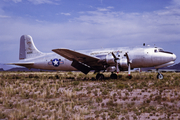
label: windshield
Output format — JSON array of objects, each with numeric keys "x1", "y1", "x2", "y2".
[{"x1": 155, "y1": 49, "x2": 173, "y2": 54}]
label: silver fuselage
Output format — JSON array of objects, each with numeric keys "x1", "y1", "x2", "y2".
[{"x1": 19, "y1": 47, "x2": 176, "y2": 71}]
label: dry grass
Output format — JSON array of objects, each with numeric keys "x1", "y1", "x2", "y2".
[{"x1": 0, "y1": 71, "x2": 180, "y2": 119}]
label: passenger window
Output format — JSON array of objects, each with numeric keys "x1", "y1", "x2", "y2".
[{"x1": 154, "y1": 49, "x2": 157, "y2": 53}]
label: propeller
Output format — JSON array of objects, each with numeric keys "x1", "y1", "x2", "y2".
[
  {"x1": 124, "y1": 52, "x2": 131, "y2": 76},
  {"x1": 112, "y1": 52, "x2": 120, "y2": 73},
  {"x1": 112, "y1": 51, "x2": 132, "y2": 77}
]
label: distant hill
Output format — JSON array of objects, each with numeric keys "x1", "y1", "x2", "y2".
[
  {"x1": 164, "y1": 62, "x2": 180, "y2": 69},
  {"x1": 0, "y1": 68, "x2": 4, "y2": 71},
  {"x1": 141, "y1": 62, "x2": 180, "y2": 72},
  {"x1": 0, "y1": 63, "x2": 15, "y2": 70},
  {"x1": 6, "y1": 67, "x2": 57, "y2": 72}
]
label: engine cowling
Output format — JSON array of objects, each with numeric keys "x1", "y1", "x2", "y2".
[
  {"x1": 96, "y1": 53, "x2": 129, "y2": 69},
  {"x1": 97, "y1": 54, "x2": 115, "y2": 65},
  {"x1": 119, "y1": 58, "x2": 128, "y2": 68},
  {"x1": 106, "y1": 66, "x2": 116, "y2": 72},
  {"x1": 106, "y1": 54, "x2": 115, "y2": 65}
]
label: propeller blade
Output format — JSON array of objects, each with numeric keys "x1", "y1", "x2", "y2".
[
  {"x1": 124, "y1": 52, "x2": 130, "y2": 64},
  {"x1": 116, "y1": 61, "x2": 119, "y2": 73},
  {"x1": 128, "y1": 63, "x2": 131, "y2": 75},
  {"x1": 112, "y1": 52, "x2": 120, "y2": 73},
  {"x1": 112, "y1": 52, "x2": 119, "y2": 60},
  {"x1": 124, "y1": 52, "x2": 131, "y2": 75}
]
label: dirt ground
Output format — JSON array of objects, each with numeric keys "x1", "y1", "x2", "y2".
[{"x1": 0, "y1": 71, "x2": 180, "y2": 120}]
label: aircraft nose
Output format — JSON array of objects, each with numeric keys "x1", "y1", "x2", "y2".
[{"x1": 172, "y1": 54, "x2": 176, "y2": 61}]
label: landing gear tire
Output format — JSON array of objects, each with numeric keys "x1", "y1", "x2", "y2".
[
  {"x1": 110, "y1": 73, "x2": 117, "y2": 79},
  {"x1": 96, "y1": 74, "x2": 104, "y2": 80},
  {"x1": 126, "y1": 75, "x2": 132, "y2": 79},
  {"x1": 157, "y1": 73, "x2": 163, "y2": 79}
]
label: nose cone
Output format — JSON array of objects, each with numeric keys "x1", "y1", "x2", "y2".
[{"x1": 172, "y1": 54, "x2": 176, "y2": 61}]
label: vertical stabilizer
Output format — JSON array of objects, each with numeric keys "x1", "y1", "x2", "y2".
[{"x1": 19, "y1": 35, "x2": 43, "y2": 60}]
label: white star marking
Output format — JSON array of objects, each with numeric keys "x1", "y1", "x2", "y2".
[{"x1": 53, "y1": 60, "x2": 59, "y2": 65}]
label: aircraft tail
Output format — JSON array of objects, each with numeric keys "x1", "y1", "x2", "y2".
[{"x1": 19, "y1": 35, "x2": 43, "y2": 60}]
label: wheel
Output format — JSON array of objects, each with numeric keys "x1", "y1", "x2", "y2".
[
  {"x1": 126, "y1": 75, "x2": 132, "y2": 79},
  {"x1": 157, "y1": 73, "x2": 163, "y2": 79},
  {"x1": 110, "y1": 73, "x2": 117, "y2": 79},
  {"x1": 96, "y1": 74, "x2": 104, "y2": 80}
]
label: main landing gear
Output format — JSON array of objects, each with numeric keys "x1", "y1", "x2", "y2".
[
  {"x1": 156, "y1": 69, "x2": 164, "y2": 79},
  {"x1": 110, "y1": 73, "x2": 117, "y2": 79},
  {"x1": 96, "y1": 72, "x2": 118, "y2": 80},
  {"x1": 96, "y1": 73, "x2": 104, "y2": 80}
]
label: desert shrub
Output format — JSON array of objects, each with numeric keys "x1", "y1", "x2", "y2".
[
  {"x1": 96, "y1": 97, "x2": 102, "y2": 103},
  {"x1": 55, "y1": 74, "x2": 59, "y2": 79},
  {"x1": 117, "y1": 83, "x2": 128, "y2": 89},
  {"x1": 173, "y1": 80, "x2": 179, "y2": 87},
  {"x1": 72, "y1": 81, "x2": 79, "y2": 86},
  {"x1": 107, "y1": 83, "x2": 113, "y2": 89},
  {"x1": 0, "y1": 112, "x2": 7, "y2": 119},
  {"x1": 48, "y1": 75, "x2": 54, "y2": 79},
  {"x1": 110, "y1": 113, "x2": 117, "y2": 119},
  {"x1": 102, "y1": 90, "x2": 108, "y2": 95},
  {"x1": 146, "y1": 99, "x2": 151, "y2": 103},
  {"x1": 149, "y1": 74, "x2": 154, "y2": 79},
  {"x1": 28, "y1": 74, "x2": 34, "y2": 78},
  {"x1": 106, "y1": 100, "x2": 117, "y2": 106},
  {"x1": 74, "y1": 87, "x2": 83, "y2": 91},
  {"x1": 134, "y1": 74, "x2": 141, "y2": 80},
  {"x1": 67, "y1": 72, "x2": 73, "y2": 75},
  {"x1": 34, "y1": 75, "x2": 39, "y2": 79},
  {"x1": 12, "y1": 75, "x2": 20, "y2": 79}
]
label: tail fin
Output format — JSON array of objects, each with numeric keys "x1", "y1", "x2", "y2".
[{"x1": 19, "y1": 35, "x2": 43, "y2": 60}]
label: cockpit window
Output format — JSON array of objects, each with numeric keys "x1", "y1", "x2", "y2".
[
  {"x1": 158, "y1": 49, "x2": 173, "y2": 54},
  {"x1": 154, "y1": 48, "x2": 173, "y2": 54},
  {"x1": 158, "y1": 49, "x2": 164, "y2": 52}
]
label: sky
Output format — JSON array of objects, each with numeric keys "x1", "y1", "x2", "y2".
[{"x1": 0, "y1": 0, "x2": 180, "y2": 69}]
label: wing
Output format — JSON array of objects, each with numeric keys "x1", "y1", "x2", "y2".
[
  {"x1": 52, "y1": 48, "x2": 103, "y2": 74},
  {"x1": 52, "y1": 49, "x2": 99, "y2": 64}
]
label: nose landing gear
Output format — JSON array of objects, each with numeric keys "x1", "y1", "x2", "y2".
[
  {"x1": 156, "y1": 69, "x2": 164, "y2": 79},
  {"x1": 157, "y1": 72, "x2": 164, "y2": 79}
]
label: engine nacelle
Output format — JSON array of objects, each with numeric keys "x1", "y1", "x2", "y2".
[
  {"x1": 97, "y1": 54, "x2": 115, "y2": 65},
  {"x1": 119, "y1": 59, "x2": 128, "y2": 68},
  {"x1": 96, "y1": 54, "x2": 128, "y2": 70},
  {"x1": 106, "y1": 66, "x2": 116, "y2": 72},
  {"x1": 106, "y1": 54, "x2": 115, "y2": 65},
  {"x1": 96, "y1": 55, "x2": 106, "y2": 64}
]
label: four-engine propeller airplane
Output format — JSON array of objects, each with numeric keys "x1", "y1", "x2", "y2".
[{"x1": 8, "y1": 35, "x2": 176, "y2": 80}]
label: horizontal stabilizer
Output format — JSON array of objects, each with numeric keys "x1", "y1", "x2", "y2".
[{"x1": 7, "y1": 62, "x2": 34, "y2": 66}]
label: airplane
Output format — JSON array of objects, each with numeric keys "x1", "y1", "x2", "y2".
[{"x1": 8, "y1": 35, "x2": 176, "y2": 80}]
